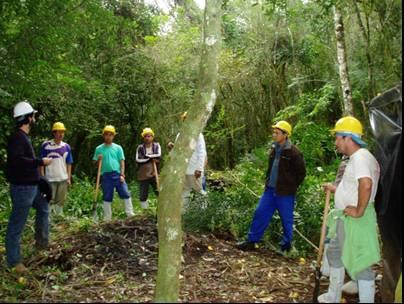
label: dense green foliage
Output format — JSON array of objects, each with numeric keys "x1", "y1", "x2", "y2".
[
  {"x1": 184, "y1": 122, "x2": 339, "y2": 255},
  {"x1": 0, "y1": 0, "x2": 402, "y2": 255},
  {"x1": 0, "y1": 0, "x2": 401, "y2": 175}
]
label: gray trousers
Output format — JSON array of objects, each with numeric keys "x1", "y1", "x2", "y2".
[
  {"x1": 50, "y1": 181, "x2": 68, "y2": 206},
  {"x1": 327, "y1": 219, "x2": 375, "y2": 281}
]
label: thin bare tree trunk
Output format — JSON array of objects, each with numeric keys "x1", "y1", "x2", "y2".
[
  {"x1": 334, "y1": 6, "x2": 354, "y2": 115},
  {"x1": 353, "y1": 1, "x2": 375, "y2": 101},
  {"x1": 154, "y1": 0, "x2": 222, "y2": 302}
]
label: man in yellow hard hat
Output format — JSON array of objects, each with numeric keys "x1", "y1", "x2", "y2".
[
  {"x1": 40, "y1": 122, "x2": 73, "y2": 216},
  {"x1": 237, "y1": 120, "x2": 306, "y2": 254},
  {"x1": 318, "y1": 116, "x2": 381, "y2": 303},
  {"x1": 92, "y1": 125, "x2": 134, "y2": 221},
  {"x1": 136, "y1": 128, "x2": 161, "y2": 209}
]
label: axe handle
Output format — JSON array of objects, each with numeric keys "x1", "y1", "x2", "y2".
[
  {"x1": 316, "y1": 189, "x2": 331, "y2": 267},
  {"x1": 152, "y1": 159, "x2": 160, "y2": 191},
  {"x1": 93, "y1": 158, "x2": 103, "y2": 206}
]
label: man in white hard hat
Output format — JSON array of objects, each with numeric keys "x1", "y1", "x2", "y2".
[
  {"x1": 5, "y1": 101, "x2": 52, "y2": 273},
  {"x1": 40, "y1": 122, "x2": 73, "y2": 216}
]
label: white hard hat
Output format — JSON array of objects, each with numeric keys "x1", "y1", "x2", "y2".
[{"x1": 13, "y1": 100, "x2": 37, "y2": 118}]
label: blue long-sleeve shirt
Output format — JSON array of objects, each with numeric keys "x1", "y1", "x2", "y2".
[{"x1": 267, "y1": 142, "x2": 283, "y2": 188}]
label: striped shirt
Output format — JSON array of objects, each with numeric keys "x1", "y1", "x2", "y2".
[{"x1": 40, "y1": 140, "x2": 73, "y2": 182}]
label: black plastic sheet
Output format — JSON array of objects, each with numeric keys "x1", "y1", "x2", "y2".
[{"x1": 368, "y1": 82, "x2": 402, "y2": 302}]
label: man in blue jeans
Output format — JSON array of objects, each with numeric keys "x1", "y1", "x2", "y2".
[
  {"x1": 5, "y1": 101, "x2": 53, "y2": 273},
  {"x1": 237, "y1": 121, "x2": 306, "y2": 253}
]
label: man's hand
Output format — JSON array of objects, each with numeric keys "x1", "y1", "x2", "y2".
[
  {"x1": 120, "y1": 174, "x2": 125, "y2": 183},
  {"x1": 344, "y1": 206, "x2": 362, "y2": 218},
  {"x1": 322, "y1": 182, "x2": 337, "y2": 193},
  {"x1": 167, "y1": 142, "x2": 174, "y2": 151},
  {"x1": 42, "y1": 157, "x2": 52, "y2": 166},
  {"x1": 67, "y1": 178, "x2": 72, "y2": 186},
  {"x1": 194, "y1": 170, "x2": 202, "y2": 179}
]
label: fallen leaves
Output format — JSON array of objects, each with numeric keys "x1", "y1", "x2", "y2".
[{"x1": 5, "y1": 216, "x2": 382, "y2": 303}]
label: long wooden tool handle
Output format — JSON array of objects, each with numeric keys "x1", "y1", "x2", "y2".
[
  {"x1": 316, "y1": 189, "x2": 331, "y2": 266},
  {"x1": 153, "y1": 159, "x2": 160, "y2": 191},
  {"x1": 94, "y1": 158, "x2": 103, "y2": 202}
]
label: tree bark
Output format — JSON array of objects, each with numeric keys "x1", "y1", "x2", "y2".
[
  {"x1": 353, "y1": 0, "x2": 375, "y2": 101},
  {"x1": 334, "y1": 6, "x2": 354, "y2": 115},
  {"x1": 154, "y1": 0, "x2": 222, "y2": 302}
]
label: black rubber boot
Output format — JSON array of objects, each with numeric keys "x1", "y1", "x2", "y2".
[{"x1": 236, "y1": 240, "x2": 258, "y2": 251}]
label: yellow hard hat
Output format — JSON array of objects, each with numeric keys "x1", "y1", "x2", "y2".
[
  {"x1": 52, "y1": 122, "x2": 66, "y2": 131},
  {"x1": 141, "y1": 127, "x2": 154, "y2": 138},
  {"x1": 331, "y1": 116, "x2": 363, "y2": 136},
  {"x1": 272, "y1": 120, "x2": 292, "y2": 136},
  {"x1": 103, "y1": 125, "x2": 116, "y2": 135}
]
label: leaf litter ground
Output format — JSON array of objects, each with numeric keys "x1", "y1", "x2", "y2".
[{"x1": 0, "y1": 216, "x2": 381, "y2": 302}]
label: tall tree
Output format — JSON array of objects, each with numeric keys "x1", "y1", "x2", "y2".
[
  {"x1": 334, "y1": 5, "x2": 354, "y2": 115},
  {"x1": 154, "y1": 0, "x2": 222, "y2": 302},
  {"x1": 353, "y1": 0, "x2": 375, "y2": 101}
]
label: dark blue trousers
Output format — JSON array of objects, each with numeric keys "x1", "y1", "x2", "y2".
[
  {"x1": 247, "y1": 187, "x2": 295, "y2": 250},
  {"x1": 6, "y1": 184, "x2": 49, "y2": 267}
]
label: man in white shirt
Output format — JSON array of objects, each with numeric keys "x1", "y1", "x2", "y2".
[
  {"x1": 319, "y1": 116, "x2": 381, "y2": 303},
  {"x1": 182, "y1": 132, "x2": 207, "y2": 207},
  {"x1": 167, "y1": 112, "x2": 207, "y2": 212}
]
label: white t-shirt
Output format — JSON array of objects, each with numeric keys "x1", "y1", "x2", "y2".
[
  {"x1": 187, "y1": 133, "x2": 207, "y2": 175},
  {"x1": 175, "y1": 133, "x2": 207, "y2": 175},
  {"x1": 334, "y1": 148, "x2": 380, "y2": 210}
]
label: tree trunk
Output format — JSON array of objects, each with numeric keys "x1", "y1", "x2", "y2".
[
  {"x1": 353, "y1": 0, "x2": 375, "y2": 101},
  {"x1": 334, "y1": 6, "x2": 354, "y2": 115},
  {"x1": 154, "y1": 0, "x2": 222, "y2": 302}
]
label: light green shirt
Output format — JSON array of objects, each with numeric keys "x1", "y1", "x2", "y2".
[
  {"x1": 327, "y1": 202, "x2": 381, "y2": 280},
  {"x1": 92, "y1": 143, "x2": 125, "y2": 175}
]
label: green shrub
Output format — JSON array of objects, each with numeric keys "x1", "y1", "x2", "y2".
[{"x1": 184, "y1": 136, "x2": 340, "y2": 256}]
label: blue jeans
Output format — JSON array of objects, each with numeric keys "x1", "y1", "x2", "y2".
[
  {"x1": 247, "y1": 187, "x2": 295, "y2": 250},
  {"x1": 101, "y1": 172, "x2": 131, "y2": 203},
  {"x1": 6, "y1": 184, "x2": 49, "y2": 267}
]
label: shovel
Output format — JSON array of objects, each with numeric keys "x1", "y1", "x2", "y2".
[
  {"x1": 152, "y1": 159, "x2": 160, "y2": 219},
  {"x1": 92, "y1": 157, "x2": 103, "y2": 221},
  {"x1": 312, "y1": 188, "x2": 331, "y2": 302}
]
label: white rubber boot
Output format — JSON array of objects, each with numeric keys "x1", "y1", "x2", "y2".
[
  {"x1": 318, "y1": 267, "x2": 345, "y2": 303},
  {"x1": 342, "y1": 280, "x2": 359, "y2": 295},
  {"x1": 140, "y1": 201, "x2": 149, "y2": 209},
  {"x1": 103, "y1": 201, "x2": 112, "y2": 221},
  {"x1": 124, "y1": 198, "x2": 135, "y2": 217},
  {"x1": 55, "y1": 205, "x2": 64, "y2": 216},
  {"x1": 358, "y1": 280, "x2": 375, "y2": 303},
  {"x1": 320, "y1": 243, "x2": 330, "y2": 277}
]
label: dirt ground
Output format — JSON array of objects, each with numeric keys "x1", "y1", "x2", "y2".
[{"x1": 0, "y1": 216, "x2": 382, "y2": 303}]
